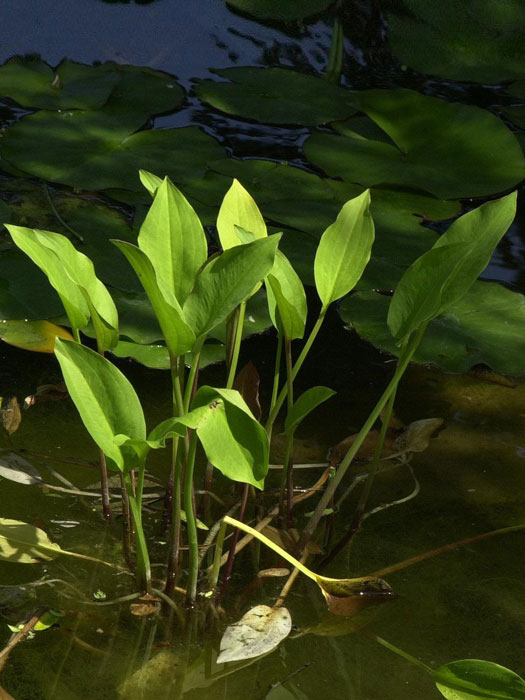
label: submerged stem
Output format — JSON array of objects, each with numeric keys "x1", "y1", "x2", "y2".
[
  {"x1": 184, "y1": 432, "x2": 200, "y2": 604},
  {"x1": 297, "y1": 324, "x2": 427, "y2": 553}
]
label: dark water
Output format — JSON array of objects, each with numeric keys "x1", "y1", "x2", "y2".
[{"x1": 0, "y1": 2, "x2": 524, "y2": 699}]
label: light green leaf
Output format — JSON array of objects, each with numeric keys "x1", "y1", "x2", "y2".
[
  {"x1": 433, "y1": 659, "x2": 525, "y2": 700},
  {"x1": 0, "y1": 320, "x2": 74, "y2": 353},
  {"x1": 183, "y1": 235, "x2": 281, "y2": 341},
  {"x1": 266, "y1": 250, "x2": 307, "y2": 340},
  {"x1": 54, "y1": 338, "x2": 146, "y2": 470},
  {"x1": 284, "y1": 386, "x2": 336, "y2": 436},
  {"x1": 314, "y1": 190, "x2": 374, "y2": 308},
  {"x1": 138, "y1": 177, "x2": 208, "y2": 303},
  {"x1": 0, "y1": 518, "x2": 62, "y2": 564},
  {"x1": 6, "y1": 225, "x2": 118, "y2": 348},
  {"x1": 387, "y1": 193, "x2": 517, "y2": 339},
  {"x1": 192, "y1": 386, "x2": 269, "y2": 488},
  {"x1": 112, "y1": 241, "x2": 195, "y2": 358},
  {"x1": 217, "y1": 179, "x2": 267, "y2": 249},
  {"x1": 139, "y1": 169, "x2": 164, "y2": 197}
]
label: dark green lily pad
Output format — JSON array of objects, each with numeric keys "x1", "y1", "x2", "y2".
[
  {"x1": 386, "y1": 0, "x2": 525, "y2": 84},
  {"x1": 340, "y1": 281, "x2": 525, "y2": 373},
  {"x1": 0, "y1": 57, "x2": 119, "y2": 110},
  {"x1": 0, "y1": 251, "x2": 63, "y2": 321},
  {"x1": 112, "y1": 290, "x2": 162, "y2": 344},
  {"x1": 501, "y1": 106, "x2": 525, "y2": 130},
  {"x1": 111, "y1": 340, "x2": 226, "y2": 370},
  {"x1": 304, "y1": 89, "x2": 525, "y2": 199},
  {"x1": 194, "y1": 67, "x2": 356, "y2": 125},
  {"x1": 0, "y1": 58, "x2": 184, "y2": 128},
  {"x1": 226, "y1": 0, "x2": 334, "y2": 22},
  {"x1": 0, "y1": 114, "x2": 224, "y2": 191}
]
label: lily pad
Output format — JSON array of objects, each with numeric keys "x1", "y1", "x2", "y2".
[
  {"x1": 0, "y1": 250, "x2": 64, "y2": 321},
  {"x1": 217, "y1": 605, "x2": 292, "y2": 663},
  {"x1": 194, "y1": 67, "x2": 356, "y2": 125},
  {"x1": 111, "y1": 340, "x2": 226, "y2": 370},
  {"x1": 0, "y1": 116, "x2": 224, "y2": 192},
  {"x1": 226, "y1": 0, "x2": 334, "y2": 22},
  {"x1": 340, "y1": 281, "x2": 525, "y2": 374},
  {"x1": 0, "y1": 57, "x2": 119, "y2": 110},
  {"x1": 304, "y1": 90, "x2": 525, "y2": 199},
  {"x1": 386, "y1": 0, "x2": 525, "y2": 84}
]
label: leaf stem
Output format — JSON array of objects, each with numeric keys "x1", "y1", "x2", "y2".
[
  {"x1": 226, "y1": 301, "x2": 246, "y2": 389},
  {"x1": 184, "y1": 431, "x2": 199, "y2": 604},
  {"x1": 265, "y1": 307, "x2": 326, "y2": 432}
]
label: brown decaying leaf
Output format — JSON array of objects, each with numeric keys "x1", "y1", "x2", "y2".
[
  {"x1": 0, "y1": 684, "x2": 15, "y2": 699},
  {"x1": 330, "y1": 412, "x2": 444, "y2": 466},
  {"x1": 234, "y1": 361, "x2": 261, "y2": 421},
  {"x1": 318, "y1": 575, "x2": 396, "y2": 616},
  {"x1": 24, "y1": 382, "x2": 68, "y2": 409},
  {"x1": 130, "y1": 593, "x2": 161, "y2": 617},
  {"x1": 1, "y1": 398, "x2": 21, "y2": 436},
  {"x1": 258, "y1": 567, "x2": 290, "y2": 578}
]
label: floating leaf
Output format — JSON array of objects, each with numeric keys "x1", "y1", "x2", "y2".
[
  {"x1": 217, "y1": 605, "x2": 292, "y2": 663},
  {"x1": 0, "y1": 118, "x2": 223, "y2": 192},
  {"x1": 257, "y1": 568, "x2": 290, "y2": 578},
  {"x1": 341, "y1": 280, "x2": 525, "y2": 374},
  {"x1": 0, "y1": 451, "x2": 42, "y2": 486},
  {"x1": 386, "y1": 1, "x2": 525, "y2": 84},
  {"x1": 433, "y1": 659, "x2": 525, "y2": 700},
  {"x1": 0, "y1": 57, "x2": 119, "y2": 110},
  {"x1": 226, "y1": 0, "x2": 335, "y2": 22},
  {"x1": 0, "y1": 399, "x2": 21, "y2": 436},
  {"x1": 0, "y1": 320, "x2": 74, "y2": 354},
  {"x1": 194, "y1": 67, "x2": 355, "y2": 126},
  {"x1": 0, "y1": 518, "x2": 62, "y2": 564},
  {"x1": 392, "y1": 418, "x2": 445, "y2": 455},
  {"x1": 305, "y1": 90, "x2": 525, "y2": 199}
]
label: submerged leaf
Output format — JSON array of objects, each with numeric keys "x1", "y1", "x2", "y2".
[
  {"x1": 0, "y1": 519, "x2": 62, "y2": 563},
  {"x1": 1, "y1": 398, "x2": 21, "y2": 436},
  {"x1": 317, "y1": 575, "x2": 396, "y2": 616},
  {"x1": 217, "y1": 605, "x2": 292, "y2": 663},
  {"x1": 433, "y1": 659, "x2": 525, "y2": 700},
  {"x1": 392, "y1": 418, "x2": 445, "y2": 455},
  {"x1": 0, "y1": 452, "x2": 42, "y2": 486}
]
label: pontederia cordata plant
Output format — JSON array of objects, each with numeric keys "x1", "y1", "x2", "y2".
[{"x1": 2, "y1": 175, "x2": 520, "y2": 690}]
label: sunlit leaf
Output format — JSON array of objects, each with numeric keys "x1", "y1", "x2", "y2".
[
  {"x1": 217, "y1": 605, "x2": 292, "y2": 663},
  {"x1": 0, "y1": 518, "x2": 62, "y2": 563},
  {"x1": 266, "y1": 250, "x2": 307, "y2": 340},
  {"x1": 183, "y1": 235, "x2": 280, "y2": 341},
  {"x1": 314, "y1": 190, "x2": 374, "y2": 308},
  {"x1": 217, "y1": 179, "x2": 267, "y2": 249},
  {"x1": 138, "y1": 177, "x2": 208, "y2": 303},
  {"x1": 54, "y1": 338, "x2": 146, "y2": 470}
]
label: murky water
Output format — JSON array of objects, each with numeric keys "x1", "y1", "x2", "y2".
[{"x1": 0, "y1": 2, "x2": 524, "y2": 698}]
